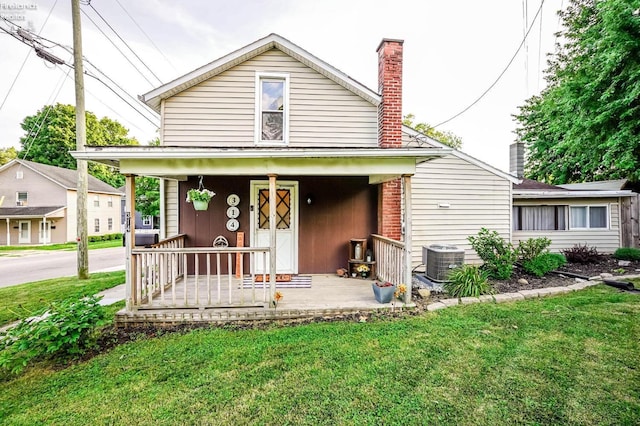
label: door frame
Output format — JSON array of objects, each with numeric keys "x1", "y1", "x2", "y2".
[
  {"x1": 249, "y1": 180, "x2": 299, "y2": 274},
  {"x1": 18, "y1": 220, "x2": 31, "y2": 244}
]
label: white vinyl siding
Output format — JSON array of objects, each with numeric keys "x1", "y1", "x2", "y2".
[
  {"x1": 163, "y1": 49, "x2": 378, "y2": 148},
  {"x1": 411, "y1": 155, "x2": 512, "y2": 265},
  {"x1": 513, "y1": 199, "x2": 620, "y2": 253},
  {"x1": 164, "y1": 179, "x2": 179, "y2": 237}
]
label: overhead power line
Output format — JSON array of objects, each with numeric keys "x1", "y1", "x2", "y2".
[{"x1": 434, "y1": 0, "x2": 546, "y2": 129}]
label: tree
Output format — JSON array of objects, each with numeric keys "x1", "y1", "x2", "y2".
[
  {"x1": 18, "y1": 103, "x2": 139, "y2": 188},
  {"x1": 402, "y1": 113, "x2": 463, "y2": 149},
  {"x1": 515, "y1": 0, "x2": 640, "y2": 184},
  {"x1": 0, "y1": 147, "x2": 17, "y2": 166},
  {"x1": 135, "y1": 176, "x2": 160, "y2": 221}
]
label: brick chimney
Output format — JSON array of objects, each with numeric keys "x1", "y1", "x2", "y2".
[
  {"x1": 376, "y1": 38, "x2": 404, "y2": 240},
  {"x1": 377, "y1": 38, "x2": 404, "y2": 148}
]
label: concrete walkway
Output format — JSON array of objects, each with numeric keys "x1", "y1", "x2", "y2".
[{"x1": 96, "y1": 283, "x2": 126, "y2": 306}]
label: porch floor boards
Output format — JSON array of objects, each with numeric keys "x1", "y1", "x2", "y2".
[{"x1": 116, "y1": 274, "x2": 413, "y2": 325}]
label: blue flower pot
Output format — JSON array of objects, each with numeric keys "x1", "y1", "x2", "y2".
[{"x1": 372, "y1": 283, "x2": 396, "y2": 303}]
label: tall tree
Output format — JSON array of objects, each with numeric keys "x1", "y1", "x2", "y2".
[
  {"x1": 0, "y1": 147, "x2": 17, "y2": 166},
  {"x1": 403, "y1": 114, "x2": 463, "y2": 149},
  {"x1": 515, "y1": 0, "x2": 640, "y2": 184},
  {"x1": 18, "y1": 103, "x2": 139, "y2": 187}
]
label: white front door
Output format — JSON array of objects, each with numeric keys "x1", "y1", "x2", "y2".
[
  {"x1": 18, "y1": 221, "x2": 31, "y2": 244},
  {"x1": 250, "y1": 181, "x2": 298, "y2": 274},
  {"x1": 39, "y1": 221, "x2": 51, "y2": 244}
]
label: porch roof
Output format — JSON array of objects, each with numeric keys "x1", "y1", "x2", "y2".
[
  {"x1": 71, "y1": 146, "x2": 451, "y2": 181},
  {"x1": 0, "y1": 206, "x2": 65, "y2": 219}
]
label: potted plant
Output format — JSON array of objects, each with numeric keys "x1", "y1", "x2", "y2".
[
  {"x1": 186, "y1": 187, "x2": 216, "y2": 210},
  {"x1": 356, "y1": 263, "x2": 370, "y2": 278},
  {"x1": 372, "y1": 281, "x2": 396, "y2": 303}
]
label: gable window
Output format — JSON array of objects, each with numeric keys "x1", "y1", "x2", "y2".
[
  {"x1": 569, "y1": 206, "x2": 608, "y2": 229},
  {"x1": 94, "y1": 218, "x2": 100, "y2": 233},
  {"x1": 94, "y1": 195, "x2": 100, "y2": 207},
  {"x1": 16, "y1": 171, "x2": 23, "y2": 179},
  {"x1": 513, "y1": 206, "x2": 567, "y2": 231},
  {"x1": 255, "y1": 72, "x2": 289, "y2": 144},
  {"x1": 16, "y1": 192, "x2": 27, "y2": 206},
  {"x1": 108, "y1": 196, "x2": 113, "y2": 207},
  {"x1": 142, "y1": 215, "x2": 153, "y2": 227}
]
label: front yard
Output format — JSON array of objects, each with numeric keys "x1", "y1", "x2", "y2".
[{"x1": 1, "y1": 285, "x2": 638, "y2": 425}]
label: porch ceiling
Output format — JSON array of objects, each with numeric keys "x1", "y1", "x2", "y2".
[{"x1": 71, "y1": 147, "x2": 451, "y2": 179}]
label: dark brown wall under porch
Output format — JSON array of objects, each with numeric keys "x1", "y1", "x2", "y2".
[{"x1": 179, "y1": 176, "x2": 377, "y2": 274}]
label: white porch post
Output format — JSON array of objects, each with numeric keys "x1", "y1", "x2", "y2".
[
  {"x1": 5, "y1": 218, "x2": 10, "y2": 246},
  {"x1": 41, "y1": 216, "x2": 47, "y2": 244},
  {"x1": 125, "y1": 174, "x2": 136, "y2": 309},
  {"x1": 268, "y1": 174, "x2": 277, "y2": 301},
  {"x1": 403, "y1": 174, "x2": 413, "y2": 304}
]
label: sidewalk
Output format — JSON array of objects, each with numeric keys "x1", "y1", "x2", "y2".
[{"x1": 96, "y1": 283, "x2": 126, "y2": 306}]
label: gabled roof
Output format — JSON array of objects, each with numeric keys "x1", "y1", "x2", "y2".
[
  {"x1": 558, "y1": 179, "x2": 629, "y2": 191},
  {"x1": 0, "y1": 159, "x2": 123, "y2": 195},
  {"x1": 140, "y1": 33, "x2": 381, "y2": 113},
  {"x1": 514, "y1": 178, "x2": 565, "y2": 191},
  {"x1": 512, "y1": 177, "x2": 635, "y2": 199},
  {"x1": 402, "y1": 125, "x2": 520, "y2": 184}
]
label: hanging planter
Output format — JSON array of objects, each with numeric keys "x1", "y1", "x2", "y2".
[{"x1": 186, "y1": 176, "x2": 215, "y2": 211}]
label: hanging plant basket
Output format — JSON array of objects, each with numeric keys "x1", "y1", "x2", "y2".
[{"x1": 186, "y1": 176, "x2": 215, "y2": 211}]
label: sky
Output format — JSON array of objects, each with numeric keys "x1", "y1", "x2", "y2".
[{"x1": 0, "y1": 0, "x2": 565, "y2": 173}]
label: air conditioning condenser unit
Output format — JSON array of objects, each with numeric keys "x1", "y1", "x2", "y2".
[{"x1": 423, "y1": 244, "x2": 465, "y2": 282}]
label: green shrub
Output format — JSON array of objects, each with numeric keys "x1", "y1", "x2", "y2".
[
  {"x1": 522, "y1": 253, "x2": 567, "y2": 277},
  {"x1": 613, "y1": 247, "x2": 640, "y2": 261},
  {"x1": 562, "y1": 243, "x2": 601, "y2": 264},
  {"x1": 517, "y1": 237, "x2": 552, "y2": 262},
  {"x1": 445, "y1": 265, "x2": 493, "y2": 298},
  {"x1": 468, "y1": 228, "x2": 517, "y2": 280},
  {"x1": 0, "y1": 296, "x2": 106, "y2": 374}
]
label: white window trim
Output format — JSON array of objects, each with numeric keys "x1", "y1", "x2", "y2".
[
  {"x1": 254, "y1": 72, "x2": 290, "y2": 146},
  {"x1": 16, "y1": 191, "x2": 27, "y2": 206},
  {"x1": 569, "y1": 205, "x2": 609, "y2": 230}
]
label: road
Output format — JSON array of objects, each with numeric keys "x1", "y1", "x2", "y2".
[{"x1": 0, "y1": 247, "x2": 125, "y2": 288}]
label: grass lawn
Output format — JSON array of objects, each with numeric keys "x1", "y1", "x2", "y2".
[
  {"x1": 0, "y1": 239, "x2": 122, "y2": 253},
  {"x1": 0, "y1": 271, "x2": 125, "y2": 326},
  {"x1": 628, "y1": 278, "x2": 640, "y2": 289},
  {"x1": 1, "y1": 285, "x2": 638, "y2": 425}
]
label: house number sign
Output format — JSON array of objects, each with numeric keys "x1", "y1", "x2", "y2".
[{"x1": 226, "y1": 194, "x2": 240, "y2": 231}]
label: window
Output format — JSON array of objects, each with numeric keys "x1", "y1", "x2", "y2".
[
  {"x1": 255, "y1": 72, "x2": 289, "y2": 144},
  {"x1": 569, "y1": 206, "x2": 608, "y2": 229},
  {"x1": 142, "y1": 216, "x2": 152, "y2": 227},
  {"x1": 94, "y1": 218, "x2": 100, "y2": 233},
  {"x1": 94, "y1": 195, "x2": 100, "y2": 207},
  {"x1": 16, "y1": 171, "x2": 23, "y2": 179},
  {"x1": 513, "y1": 206, "x2": 567, "y2": 231},
  {"x1": 108, "y1": 196, "x2": 113, "y2": 207},
  {"x1": 108, "y1": 218, "x2": 113, "y2": 231},
  {"x1": 16, "y1": 192, "x2": 27, "y2": 206}
]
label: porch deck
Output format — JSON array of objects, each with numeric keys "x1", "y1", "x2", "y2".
[{"x1": 116, "y1": 274, "x2": 413, "y2": 325}]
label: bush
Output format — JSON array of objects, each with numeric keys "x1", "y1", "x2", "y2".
[
  {"x1": 522, "y1": 253, "x2": 567, "y2": 277},
  {"x1": 562, "y1": 244, "x2": 601, "y2": 264},
  {"x1": 445, "y1": 265, "x2": 493, "y2": 298},
  {"x1": 516, "y1": 237, "x2": 552, "y2": 262},
  {"x1": 468, "y1": 228, "x2": 517, "y2": 280},
  {"x1": 613, "y1": 247, "x2": 640, "y2": 261},
  {"x1": 0, "y1": 296, "x2": 106, "y2": 374}
]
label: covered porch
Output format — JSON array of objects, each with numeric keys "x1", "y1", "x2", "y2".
[{"x1": 72, "y1": 146, "x2": 449, "y2": 322}]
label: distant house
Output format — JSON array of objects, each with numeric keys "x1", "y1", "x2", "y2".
[
  {"x1": 0, "y1": 159, "x2": 123, "y2": 245},
  {"x1": 512, "y1": 178, "x2": 637, "y2": 252}
]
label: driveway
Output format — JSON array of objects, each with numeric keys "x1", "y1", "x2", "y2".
[{"x1": 0, "y1": 247, "x2": 125, "y2": 288}]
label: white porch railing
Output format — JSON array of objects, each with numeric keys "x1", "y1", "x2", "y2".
[
  {"x1": 372, "y1": 234, "x2": 405, "y2": 285},
  {"x1": 128, "y1": 235, "x2": 273, "y2": 309}
]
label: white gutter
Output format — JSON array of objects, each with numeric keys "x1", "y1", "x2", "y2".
[{"x1": 513, "y1": 190, "x2": 635, "y2": 198}]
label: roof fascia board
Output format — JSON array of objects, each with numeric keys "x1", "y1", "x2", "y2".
[
  {"x1": 513, "y1": 190, "x2": 635, "y2": 198},
  {"x1": 402, "y1": 125, "x2": 521, "y2": 184}
]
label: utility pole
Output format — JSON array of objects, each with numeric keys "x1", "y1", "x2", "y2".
[{"x1": 71, "y1": 0, "x2": 89, "y2": 279}]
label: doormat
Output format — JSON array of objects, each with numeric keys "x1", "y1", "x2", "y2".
[
  {"x1": 256, "y1": 274, "x2": 291, "y2": 282},
  {"x1": 242, "y1": 275, "x2": 311, "y2": 288}
]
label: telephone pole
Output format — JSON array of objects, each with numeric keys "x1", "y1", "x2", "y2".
[{"x1": 71, "y1": 0, "x2": 89, "y2": 279}]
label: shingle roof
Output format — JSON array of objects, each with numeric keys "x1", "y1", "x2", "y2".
[
  {"x1": 0, "y1": 206, "x2": 65, "y2": 217},
  {"x1": 513, "y1": 178, "x2": 565, "y2": 191},
  {"x1": 17, "y1": 159, "x2": 123, "y2": 195}
]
